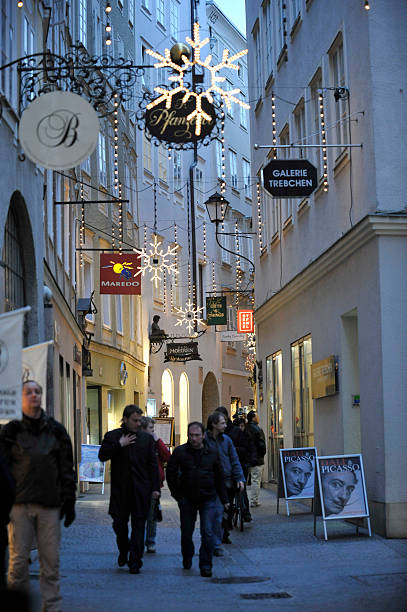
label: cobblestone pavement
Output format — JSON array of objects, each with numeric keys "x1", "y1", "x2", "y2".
[{"x1": 27, "y1": 485, "x2": 407, "y2": 612}]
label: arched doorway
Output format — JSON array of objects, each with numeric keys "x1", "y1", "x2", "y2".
[
  {"x1": 201, "y1": 372, "x2": 219, "y2": 428},
  {"x1": 161, "y1": 369, "x2": 174, "y2": 416},
  {"x1": 179, "y1": 372, "x2": 189, "y2": 444},
  {"x1": 2, "y1": 192, "x2": 37, "y2": 345}
]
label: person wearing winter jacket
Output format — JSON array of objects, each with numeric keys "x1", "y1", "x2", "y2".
[
  {"x1": 140, "y1": 416, "x2": 171, "y2": 553},
  {"x1": 205, "y1": 412, "x2": 245, "y2": 555},
  {"x1": 246, "y1": 410, "x2": 267, "y2": 507}
]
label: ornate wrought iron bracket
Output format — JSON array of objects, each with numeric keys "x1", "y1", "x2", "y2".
[{"x1": 149, "y1": 328, "x2": 206, "y2": 354}]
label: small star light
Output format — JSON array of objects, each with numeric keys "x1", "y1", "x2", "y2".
[
  {"x1": 146, "y1": 22, "x2": 250, "y2": 136},
  {"x1": 134, "y1": 233, "x2": 178, "y2": 288},
  {"x1": 174, "y1": 299, "x2": 204, "y2": 334}
]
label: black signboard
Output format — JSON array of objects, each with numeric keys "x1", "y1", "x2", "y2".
[
  {"x1": 206, "y1": 296, "x2": 227, "y2": 326},
  {"x1": 164, "y1": 341, "x2": 202, "y2": 363},
  {"x1": 263, "y1": 159, "x2": 318, "y2": 198},
  {"x1": 145, "y1": 92, "x2": 216, "y2": 144}
]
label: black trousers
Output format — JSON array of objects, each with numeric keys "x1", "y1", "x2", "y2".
[{"x1": 112, "y1": 513, "x2": 146, "y2": 568}]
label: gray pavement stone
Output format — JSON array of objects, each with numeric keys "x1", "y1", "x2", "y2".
[{"x1": 25, "y1": 485, "x2": 407, "y2": 612}]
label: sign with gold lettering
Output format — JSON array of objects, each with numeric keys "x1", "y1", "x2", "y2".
[
  {"x1": 206, "y1": 296, "x2": 227, "y2": 326},
  {"x1": 145, "y1": 92, "x2": 216, "y2": 144},
  {"x1": 311, "y1": 356, "x2": 337, "y2": 399}
]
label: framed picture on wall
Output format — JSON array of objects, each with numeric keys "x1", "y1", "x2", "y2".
[{"x1": 280, "y1": 447, "x2": 317, "y2": 500}]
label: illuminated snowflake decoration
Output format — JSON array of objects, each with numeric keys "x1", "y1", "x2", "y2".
[
  {"x1": 246, "y1": 332, "x2": 256, "y2": 353},
  {"x1": 134, "y1": 233, "x2": 178, "y2": 288},
  {"x1": 174, "y1": 299, "x2": 205, "y2": 334},
  {"x1": 146, "y1": 22, "x2": 250, "y2": 136}
]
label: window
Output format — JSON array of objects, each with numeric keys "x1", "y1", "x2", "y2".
[
  {"x1": 294, "y1": 101, "x2": 306, "y2": 158},
  {"x1": 253, "y1": 27, "x2": 262, "y2": 99},
  {"x1": 129, "y1": 296, "x2": 135, "y2": 340},
  {"x1": 170, "y1": 0, "x2": 179, "y2": 39},
  {"x1": 242, "y1": 159, "x2": 251, "y2": 198},
  {"x1": 263, "y1": 0, "x2": 273, "y2": 78},
  {"x1": 240, "y1": 93, "x2": 248, "y2": 129},
  {"x1": 226, "y1": 81, "x2": 234, "y2": 119},
  {"x1": 195, "y1": 166, "x2": 203, "y2": 205},
  {"x1": 143, "y1": 133, "x2": 152, "y2": 172},
  {"x1": 173, "y1": 150, "x2": 182, "y2": 191},
  {"x1": 288, "y1": 0, "x2": 301, "y2": 30},
  {"x1": 141, "y1": 45, "x2": 151, "y2": 90},
  {"x1": 93, "y1": 8, "x2": 102, "y2": 56},
  {"x1": 220, "y1": 225, "x2": 231, "y2": 264},
  {"x1": 83, "y1": 260, "x2": 94, "y2": 322},
  {"x1": 276, "y1": 0, "x2": 286, "y2": 52},
  {"x1": 98, "y1": 133, "x2": 107, "y2": 186},
  {"x1": 258, "y1": 183, "x2": 269, "y2": 246},
  {"x1": 229, "y1": 150, "x2": 237, "y2": 189},
  {"x1": 128, "y1": 0, "x2": 135, "y2": 25},
  {"x1": 79, "y1": 0, "x2": 87, "y2": 48},
  {"x1": 158, "y1": 145, "x2": 168, "y2": 182},
  {"x1": 292, "y1": 336, "x2": 314, "y2": 447},
  {"x1": 227, "y1": 304, "x2": 236, "y2": 348},
  {"x1": 116, "y1": 295, "x2": 123, "y2": 333},
  {"x1": 141, "y1": 0, "x2": 150, "y2": 10},
  {"x1": 310, "y1": 72, "x2": 323, "y2": 177},
  {"x1": 330, "y1": 37, "x2": 348, "y2": 151},
  {"x1": 1, "y1": 4, "x2": 14, "y2": 102},
  {"x1": 102, "y1": 294, "x2": 111, "y2": 327},
  {"x1": 115, "y1": 35, "x2": 124, "y2": 60},
  {"x1": 156, "y1": 0, "x2": 165, "y2": 26},
  {"x1": 215, "y1": 140, "x2": 222, "y2": 178},
  {"x1": 3, "y1": 207, "x2": 25, "y2": 313},
  {"x1": 266, "y1": 351, "x2": 284, "y2": 480}
]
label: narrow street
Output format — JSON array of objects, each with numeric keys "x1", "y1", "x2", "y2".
[{"x1": 27, "y1": 487, "x2": 407, "y2": 612}]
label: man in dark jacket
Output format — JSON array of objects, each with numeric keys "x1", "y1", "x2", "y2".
[
  {"x1": 98, "y1": 405, "x2": 160, "y2": 574},
  {"x1": 166, "y1": 421, "x2": 228, "y2": 578},
  {"x1": 0, "y1": 380, "x2": 76, "y2": 612},
  {"x1": 246, "y1": 410, "x2": 267, "y2": 507}
]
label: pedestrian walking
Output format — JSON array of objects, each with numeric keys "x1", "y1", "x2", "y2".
[
  {"x1": 246, "y1": 410, "x2": 266, "y2": 507},
  {"x1": 0, "y1": 380, "x2": 76, "y2": 612},
  {"x1": 140, "y1": 416, "x2": 171, "y2": 553},
  {"x1": 205, "y1": 412, "x2": 245, "y2": 555},
  {"x1": 98, "y1": 405, "x2": 160, "y2": 574},
  {"x1": 229, "y1": 416, "x2": 256, "y2": 521},
  {"x1": 0, "y1": 446, "x2": 15, "y2": 590},
  {"x1": 215, "y1": 406, "x2": 236, "y2": 436},
  {"x1": 166, "y1": 421, "x2": 228, "y2": 578}
]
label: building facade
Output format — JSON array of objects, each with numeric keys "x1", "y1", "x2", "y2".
[
  {"x1": 0, "y1": 0, "x2": 254, "y2": 471},
  {"x1": 246, "y1": 0, "x2": 407, "y2": 536}
]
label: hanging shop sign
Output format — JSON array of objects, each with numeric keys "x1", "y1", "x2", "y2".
[
  {"x1": 263, "y1": 159, "x2": 318, "y2": 198},
  {"x1": 237, "y1": 310, "x2": 254, "y2": 333},
  {"x1": 206, "y1": 296, "x2": 227, "y2": 326},
  {"x1": 220, "y1": 330, "x2": 244, "y2": 342},
  {"x1": 311, "y1": 355, "x2": 337, "y2": 399},
  {"x1": 100, "y1": 253, "x2": 141, "y2": 295},
  {"x1": 19, "y1": 91, "x2": 100, "y2": 170},
  {"x1": 164, "y1": 341, "x2": 202, "y2": 363},
  {"x1": 145, "y1": 91, "x2": 216, "y2": 144}
]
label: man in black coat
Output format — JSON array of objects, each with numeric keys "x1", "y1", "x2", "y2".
[
  {"x1": 166, "y1": 421, "x2": 228, "y2": 578},
  {"x1": 98, "y1": 405, "x2": 160, "y2": 574},
  {"x1": 246, "y1": 410, "x2": 267, "y2": 507}
]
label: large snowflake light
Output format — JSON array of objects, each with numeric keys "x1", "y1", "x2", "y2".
[
  {"x1": 174, "y1": 299, "x2": 205, "y2": 334},
  {"x1": 146, "y1": 22, "x2": 250, "y2": 136},
  {"x1": 134, "y1": 233, "x2": 178, "y2": 288}
]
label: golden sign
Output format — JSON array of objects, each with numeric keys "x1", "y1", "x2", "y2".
[{"x1": 311, "y1": 356, "x2": 337, "y2": 399}]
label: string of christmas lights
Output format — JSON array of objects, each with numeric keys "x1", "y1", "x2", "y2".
[
  {"x1": 105, "y1": 3, "x2": 112, "y2": 46},
  {"x1": 256, "y1": 181, "x2": 263, "y2": 250},
  {"x1": 79, "y1": 182, "x2": 85, "y2": 268},
  {"x1": 118, "y1": 183, "x2": 123, "y2": 254},
  {"x1": 271, "y1": 93, "x2": 277, "y2": 159},
  {"x1": 203, "y1": 221, "x2": 207, "y2": 263},
  {"x1": 212, "y1": 260, "x2": 216, "y2": 292},
  {"x1": 319, "y1": 93, "x2": 329, "y2": 192},
  {"x1": 235, "y1": 220, "x2": 241, "y2": 308}
]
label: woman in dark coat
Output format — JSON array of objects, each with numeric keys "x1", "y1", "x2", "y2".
[{"x1": 98, "y1": 405, "x2": 160, "y2": 574}]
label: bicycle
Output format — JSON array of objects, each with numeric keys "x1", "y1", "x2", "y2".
[{"x1": 231, "y1": 487, "x2": 245, "y2": 532}]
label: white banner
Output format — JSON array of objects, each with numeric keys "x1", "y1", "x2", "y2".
[
  {"x1": 220, "y1": 330, "x2": 245, "y2": 342},
  {"x1": 22, "y1": 340, "x2": 53, "y2": 411},
  {"x1": 0, "y1": 307, "x2": 30, "y2": 423}
]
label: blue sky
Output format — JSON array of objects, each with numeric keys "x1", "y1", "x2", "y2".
[{"x1": 214, "y1": 0, "x2": 246, "y2": 36}]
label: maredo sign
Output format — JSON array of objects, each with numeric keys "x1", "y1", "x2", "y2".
[{"x1": 100, "y1": 254, "x2": 141, "y2": 295}]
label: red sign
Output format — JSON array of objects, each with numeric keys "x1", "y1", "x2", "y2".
[
  {"x1": 100, "y1": 253, "x2": 141, "y2": 294},
  {"x1": 237, "y1": 310, "x2": 254, "y2": 333}
]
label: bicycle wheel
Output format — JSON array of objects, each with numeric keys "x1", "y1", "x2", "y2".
[{"x1": 238, "y1": 490, "x2": 244, "y2": 532}]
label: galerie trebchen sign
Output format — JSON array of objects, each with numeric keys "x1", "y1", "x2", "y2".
[{"x1": 19, "y1": 91, "x2": 100, "y2": 170}]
